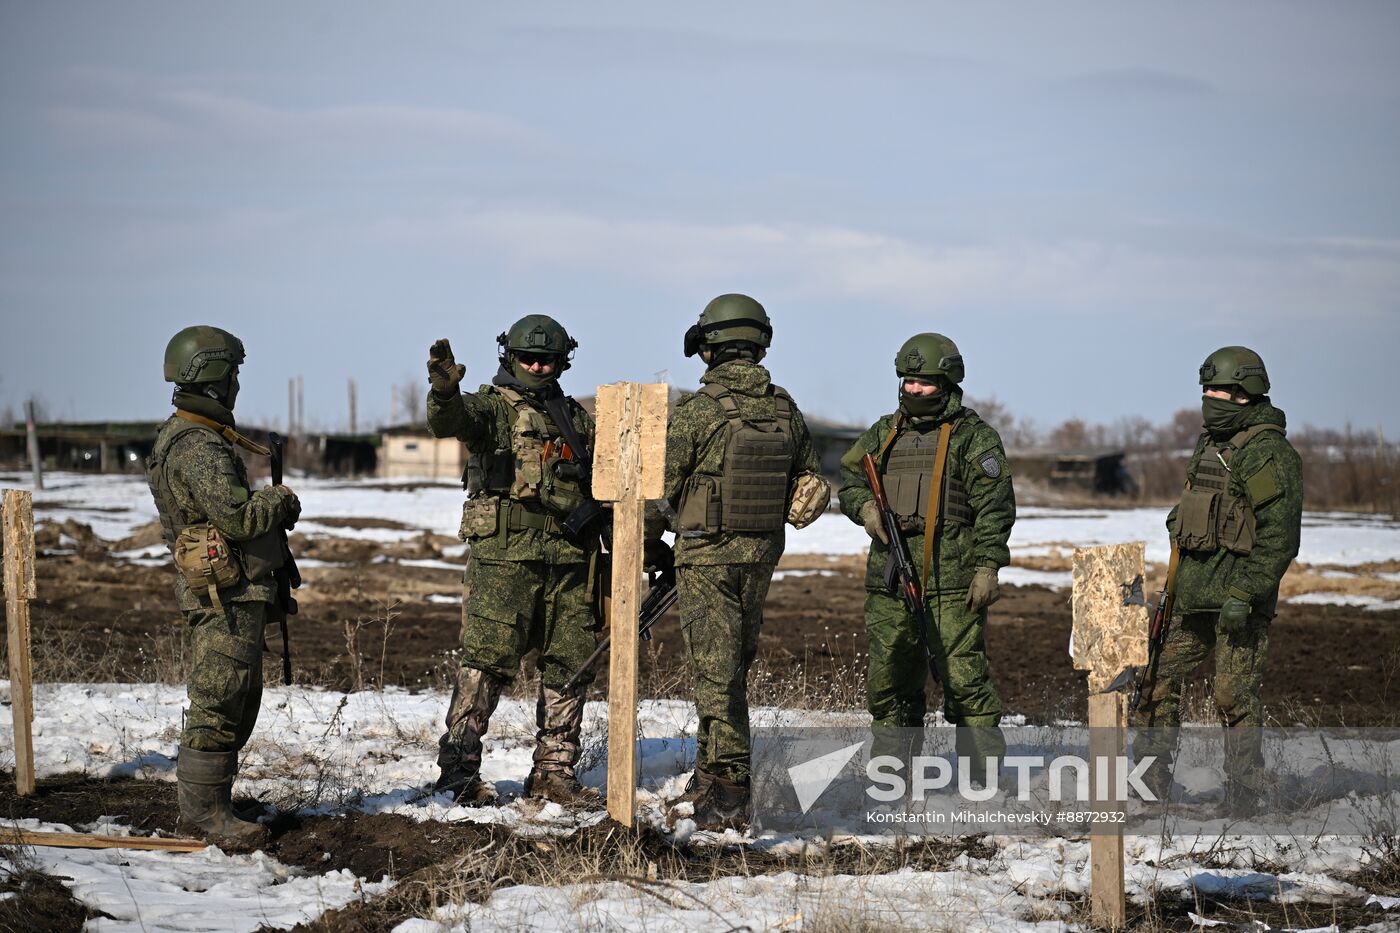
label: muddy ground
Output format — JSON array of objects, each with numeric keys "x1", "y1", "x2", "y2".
[{"x1": 7, "y1": 521, "x2": 1398, "y2": 726}]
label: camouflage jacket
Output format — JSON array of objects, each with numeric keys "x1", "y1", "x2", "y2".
[
  {"x1": 427, "y1": 382, "x2": 596, "y2": 564},
  {"x1": 838, "y1": 392, "x2": 1016, "y2": 595},
  {"x1": 1166, "y1": 402, "x2": 1302, "y2": 617},
  {"x1": 659, "y1": 360, "x2": 820, "y2": 567},
  {"x1": 147, "y1": 413, "x2": 290, "y2": 611}
]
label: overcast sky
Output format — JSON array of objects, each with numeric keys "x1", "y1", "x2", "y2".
[{"x1": 2, "y1": 2, "x2": 1398, "y2": 437}]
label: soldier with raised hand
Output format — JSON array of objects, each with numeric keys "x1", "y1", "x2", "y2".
[
  {"x1": 147, "y1": 326, "x2": 301, "y2": 847},
  {"x1": 652, "y1": 294, "x2": 829, "y2": 831},
  {"x1": 838, "y1": 334, "x2": 1015, "y2": 788},
  {"x1": 426, "y1": 315, "x2": 606, "y2": 806},
  {"x1": 1134, "y1": 347, "x2": 1302, "y2": 815}
]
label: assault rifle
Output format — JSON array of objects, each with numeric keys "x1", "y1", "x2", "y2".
[
  {"x1": 561, "y1": 568, "x2": 676, "y2": 693},
  {"x1": 268, "y1": 432, "x2": 301, "y2": 686},
  {"x1": 1128, "y1": 545, "x2": 1179, "y2": 717},
  {"x1": 861, "y1": 453, "x2": 941, "y2": 685},
  {"x1": 542, "y1": 397, "x2": 611, "y2": 548}
]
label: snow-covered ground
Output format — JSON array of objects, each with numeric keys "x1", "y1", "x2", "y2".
[{"x1": 2, "y1": 682, "x2": 1397, "y2": 931}]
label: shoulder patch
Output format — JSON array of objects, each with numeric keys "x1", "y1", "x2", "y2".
[
  {"x1": 979, "y1": 454, "x2": 1002, "y2": 478},
  {"x1": 1244, "y1": 457, "x2": 1282, "y2": 507}
]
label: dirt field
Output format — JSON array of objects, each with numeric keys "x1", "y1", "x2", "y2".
[{"x1": 8, "y1": 523, "x2": 1398, "y2": 727}]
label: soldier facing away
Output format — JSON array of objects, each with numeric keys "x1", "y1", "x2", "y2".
[
  {"x1": 1134, "y1": 346, "x2": 1302, "y2": 815},
  {"x1": 650, "y1": 294, "x2": 829, "y2": 831},
  {"x1": 146, "y1": 326, "x2": 300, "y2": 846},
  {"x1": 426, "y1": 315, "x2": 605, "y2": 806},
  {"x1": 838, "y1": 333, "x2": 1015, "y2": 786}
]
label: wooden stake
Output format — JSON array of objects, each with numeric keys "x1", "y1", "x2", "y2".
[
  {"x1": 0, "y1": 828, "x2": 207, "y2": 852},
  {"x1": 3, "y1": 489, "x2": 37, "y2": 796},
  {"x1": 1088, "y1": 692, "x2": 1127, "y2": 930},
  {"x1": 1071, "y1": 543, "x2": 1144, "y2": 932},
  {"x1": 593, "y1": 382, "x2": 667, "y2": 827}
]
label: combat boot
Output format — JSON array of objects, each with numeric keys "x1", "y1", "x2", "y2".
[
  {"x1": 176, "y1": 747, "x2": 268, "y2": 849},
  {"x1": 692, "y1": 773, "x2": 751, "y2": 832},
  {"x1": 524, "y1": 767, "x2": 600, "y2": 806},
  {"x1": 436, "y1": 667, "x2": 505, "y2": 806}
]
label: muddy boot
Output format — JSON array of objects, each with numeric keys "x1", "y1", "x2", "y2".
[
  {"x1": 692, "y1": 773, "x2": 751, "y2": 832},
  {"x1": 176, "y1": 747, "x2": 268, "y2": 849},
  {"x1": 436, "y1": 667, "x2": 505, "y2": 804},
  {"x1": 524, "y1": 767, "x2": 600, "y2": 806}
]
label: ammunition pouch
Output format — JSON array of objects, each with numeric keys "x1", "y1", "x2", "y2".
[
  {"x1": 1173, "y1": 433, "x2": 1267, "y2": 556},
  {"x1": 459, "y1": 495, "x2": 502, "y2": 540},
  {"x1": 236, "y1": 529, "x2": 286, "y2": 582},
  {"x1": 677, "y1": 473, "x2": 722, "y2": 534},
  {"x1": 1174, "y1": 487, "x2": 1256, "y2": 556},
  {"x1": 173, "y1": 523, "x2": 243, "y2": 611}
]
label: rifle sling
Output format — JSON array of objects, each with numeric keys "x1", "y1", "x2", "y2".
[
  {"x1": 175, "y1": 410, "x2": 272, "y2": 457},
  {"x1": 921, "y1": 422, "x2": 954, "y2": 593}
]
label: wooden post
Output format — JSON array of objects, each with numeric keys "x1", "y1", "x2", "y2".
[
  {"x1": 593, "y1": 382, "x2": 668, "y2": 827},
  {"x1": 1088, "y1": 692, "x2": 1127, "y2": 929},
  {"x1": 0, "y1": 828, "x2": 207, "y2": 852},
  {"x1": 3, "y1": 489, "x2": 37, "y2": 796},
  {"x1": 1071, "y1": 543, "x2": 1148, "y2": 932}
]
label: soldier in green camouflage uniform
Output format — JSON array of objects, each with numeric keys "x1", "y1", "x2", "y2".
[
  {"x1": 1134, "y1": 347, "x2": 1302, "y2": 813},
  {"x1": 838, "y1": 334, "x2": 1015, "y2": 785},
  {"x1": 651, "y1": 294, "x2": 826, "y2": 830},
  {"x1": 426, "y1": 315, "x2": 604, "y2": 806},
  {"x1": 147, "y1": 326, "x2": 300, "y2": 846}
]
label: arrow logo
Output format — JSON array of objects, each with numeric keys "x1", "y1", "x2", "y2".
[{"x1": 788, "y1": 742, "x2": 865, "y2": 813}]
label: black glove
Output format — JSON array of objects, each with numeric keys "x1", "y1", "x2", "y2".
[
  {"x1": 277, "y1": 485, "x2": 301, "y2": 531},
  {"x1": 644, "y1": 538, "x2": 675, "y2": 575},
  {"x1": 427, "y1": 338, "x2": 466, "y2": 397}
]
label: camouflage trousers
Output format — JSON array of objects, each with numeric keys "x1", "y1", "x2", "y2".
[
  {"x1": 438, "y1": 558, "x2": 599, "y2": 783},
  {"x1": 677, "y1": 563, "x2": 774, "y2": 783},
  {"x1": 864, "y1": 588, "x2": 1005, "y2": 769},
  {"x1": 182, "y1": 600, "x2": 267, "y2": 754},
  {"x1": 1133, "y1": 611, "x2": 1271, "y2": 792}
]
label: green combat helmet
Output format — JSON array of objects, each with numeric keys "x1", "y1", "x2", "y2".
[
  {"x1": 163, "y1": 325, "x2": 245, "y2": 384},
  {"x1": 1199, "y1": 346, "x2": 1269, "y2": 397},
  {"x1": 684, "y1": 294, "x2": 773, "y2": 357},
  {"x1": 497, "y1": 314, "x2": 577, "y2": 371},
  {"x1": 895, "y1": 333, "x2": 964, "y2": 384}
]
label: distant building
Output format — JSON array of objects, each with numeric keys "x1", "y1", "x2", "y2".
[
  {"x1": 378, "y1": 426, "x2": 464, "y2": 481},
  {"x1": 1008, "y1": 448, "x2": 1137, "y2": 496}
]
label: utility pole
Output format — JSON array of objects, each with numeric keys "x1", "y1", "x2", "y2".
[
  {"x1": 348, "y1": 379, "x2": 358, "y2": 435},
  {"x1": 24, "y1": 399, "x2": 42, "y2": 491},
  {"x1": 296, "y1": 375, "x2": 304, "y2": 436},
  {"x1": 288, "y1": 378, "x2": 295, "y2": 436}
]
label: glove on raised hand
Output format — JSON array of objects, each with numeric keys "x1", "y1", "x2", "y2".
[
  {"x1": 427, "y1": 338, "x2": 466, "y2": 397},
  {"x1": 966, "y1": 566, "x2": 1001, "y2": 611},
  {"x1": 859, "y1": 501, "x2": 889, "y2": 545}
]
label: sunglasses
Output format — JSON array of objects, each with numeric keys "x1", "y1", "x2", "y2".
[{"x1": 516, "y1": 352, "x2": 559, "y2": 367}]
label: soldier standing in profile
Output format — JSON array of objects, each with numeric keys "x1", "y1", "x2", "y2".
[
  {"x1": 426, "y1": 316, "x2": 606, "y2": 806},
  {"x1": 1134, "y1": 347, "x2": 1302, "y2": 815},
  {"x1": 147, "y1": 326, "x2": 300, "y2": 846},
  {"x1": 838, "y1": 334, "x2": 1015, "y2": 788},
  {"x1": 652, "y1": 294, "x2": 829, "y2": 831}
]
